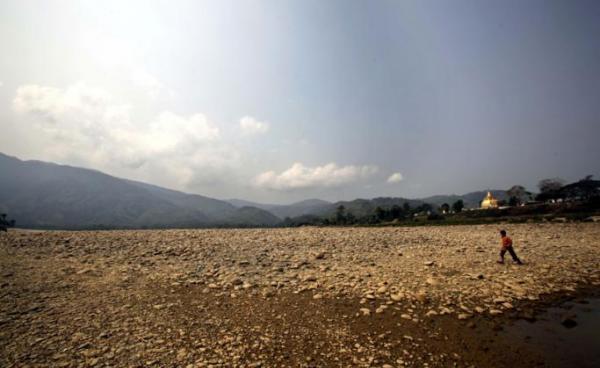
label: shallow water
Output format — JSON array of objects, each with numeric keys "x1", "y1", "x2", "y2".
[{"x1": 502, "y1": 296, "x2": 600, "y2": 368}]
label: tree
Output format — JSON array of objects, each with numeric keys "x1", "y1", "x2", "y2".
[
  {"x1": 559, "y1": 176, "x2": 600, "y2": 201},
  {"x1": 538, "y1": 178, "x2": 565, "y2": 193},
  {"x1": 0, "y1": 213, "x2": 15, "y2": 232},
  {"x1": 452, "y1": 199, "x2": 464, "y2": 213},
  {"x1": 536, "y1": 178, "x2": 565, "y2": 201},
  {"x1": 346, "y1": 212, "x2": 356, "y2": 224},
  {"x1": 440, "y1": 203, "x2": 450, "y2": 214},
  {"x1": 402, "y1": 202, "x2": 411, "y2": 213},
  {"x1": 335, "y1": 205, "x2": 346, "y2": 224},
  {"x1": 374, "y1": 206, "x2": 386, "y2": 222},
  {"x1": 507, "y1": 185, "x2": 530, "y2": 205},
  {"x1": 415, "y1": 203, "x2": 433, "y2": 213},
  {"x1": 390, "y1": 205, "x2": 403, "y2": 220}
]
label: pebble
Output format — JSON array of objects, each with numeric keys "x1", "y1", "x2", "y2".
[
  {"x1": 360, "y1": 308, "x2": 371, "y2": 316},
  {"x1": 2, "y1": 224, "x2": 598, "y2": 367}
]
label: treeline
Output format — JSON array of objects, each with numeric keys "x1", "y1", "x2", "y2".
[
  {"x1": 281, "y1": 200, "x2": 465, "y2": 227},
  {"x1": 534, "y1": 176, "x2": 600, "y2": 202},
  {"x1": 281, "y1": 175, "x2": 600, "y2": 227}
]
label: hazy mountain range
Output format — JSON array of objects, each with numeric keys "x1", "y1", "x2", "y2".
[
  {"x1": 0, "y1": 153, "x2": 507, "y2": 229},
  {"x1": 0, "y1": 153, "x2": 279, "y2": 228}
]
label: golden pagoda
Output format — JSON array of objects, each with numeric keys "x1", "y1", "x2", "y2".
[{"x1": 481, "y1": 191, "x2": 499, "y2": 209}]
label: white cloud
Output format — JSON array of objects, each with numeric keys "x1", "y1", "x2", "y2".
[
  {"x1": 387, "y1": 172, "x2": 404, "y2": 183},
  {"x1": 12, "y1": 82, "x2": 235, "y2": 190},
  {"x1": 254, "y1": 162, "x2": 379, "y2": 190},
  {"x1": 130, "y1": 68, "x2": 167, "y2": 99},
  {"x1": 239, "y1": 116, "x2": 269, "y2": 135},
  {"x1": 145, "y1": 111, "x2": 220, "y2": 152},
  {"x1": 13, "y1": 83, "x2": 130, "y2": 162}
]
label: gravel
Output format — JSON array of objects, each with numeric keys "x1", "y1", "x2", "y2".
[{"x1": 1, "y1": 223, "x2": 599, "y2": 367}]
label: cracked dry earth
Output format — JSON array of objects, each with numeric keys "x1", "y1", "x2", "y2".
[{"x1": 1, "y1": 223, "x2": 600, "y2": 368}]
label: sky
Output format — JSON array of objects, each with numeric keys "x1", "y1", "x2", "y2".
[{"x1": 1, "y1": 0, "x2": 599, "y2": 204}]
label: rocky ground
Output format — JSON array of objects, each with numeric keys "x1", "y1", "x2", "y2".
[{"x1": 1, "y1": 223, "x2": 599, "y2": 367}]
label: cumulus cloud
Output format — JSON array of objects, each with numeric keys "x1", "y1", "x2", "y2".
[
  {"x1": 387, "y1": 172, "x2": 404, "y2": 183},
  {"x1": 254, "y1": 162, "x2": 379, "y2": 190},
  {"x1": 147, "y1": 111, "x2": 220, "y2": 150},
  {"x1": 13, "y1": 83, "x2": 131, "y2": 161},
  {"x1": 239, "y1": 116, "x2": 269, "y2": 135},
  {"x1": 12, "y1": 82, "x2": 236, "y2": 190},
  {"x1": 130, "y1": 68, "x2": 167, "y2": 99}
]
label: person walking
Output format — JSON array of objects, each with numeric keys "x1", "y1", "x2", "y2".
[{"x1": 497, "y1": 229, "x2": 523, "y2": 264}]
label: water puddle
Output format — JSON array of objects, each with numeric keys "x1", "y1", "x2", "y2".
[{"x1": 502, "y1": 296, "x2": 600, "y2": 367}]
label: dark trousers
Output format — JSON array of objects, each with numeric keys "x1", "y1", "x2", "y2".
[{"x1": 500, "y1": 246, "x2": 521, "y2": 263}]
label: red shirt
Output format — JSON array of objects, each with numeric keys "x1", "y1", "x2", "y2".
[{"x1": 501, "y1": 236, "x2": 513, "y2": 248}]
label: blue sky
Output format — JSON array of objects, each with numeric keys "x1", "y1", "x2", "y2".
[{"x1": 1, "y1": 0, "x2": 599, "y2": 203}]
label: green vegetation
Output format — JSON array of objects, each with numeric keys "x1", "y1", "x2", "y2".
[
  {"x1": 281, "y1": 176, "x2": 600, "y2": 228},
  {"x1": 452, "y1": 199, "x2": 464, "y2": 213}
]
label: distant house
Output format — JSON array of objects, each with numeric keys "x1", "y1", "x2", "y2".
[{"x1": 480, "y1": 191, "x2": 499, "y2": 209}]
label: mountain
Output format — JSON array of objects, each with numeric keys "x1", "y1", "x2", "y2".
[
  {"x1": 275, "y1": 199, "x2": 332, "y2": 218},
  {"x1": 224, "y1": 206, "x2": 281, "y2": 227},
  {"x1": 0, "y1": 152, "x2": 521, "y2": 229},
  {"x1": 0, "y1": 153, "x2": 280, "y2": 228},
  {"x1": 227, "y1": 198, "x2": 332, "y2": 219},
  {"x1": 422, "y1": 190, "x2": 508, "y2": 209},
  {"x1": 276, "y1": 192, "x2": 510, "y2": 222},
  {"x1": 227, "y1": 198, "x2": 272, "y2": 209},
  {"x1": 310, "y1": 197, "x2": 426, "y2": 218}
]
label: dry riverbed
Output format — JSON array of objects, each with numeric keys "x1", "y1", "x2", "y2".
[{"x1": 1, "y1": 223, "x2": 600, "y2": 367}]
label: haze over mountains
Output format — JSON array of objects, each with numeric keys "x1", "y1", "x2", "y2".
[
  {"x1": 0, "y1": 153, "x2": 279, "y2": 228},
  {"x1": 1, "y1": 153, "x2": 506, "y2": 229}
]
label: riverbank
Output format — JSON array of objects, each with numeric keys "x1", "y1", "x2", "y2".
[{"x1": 1, "y1": 224, "x2": 599, "y2": 366}]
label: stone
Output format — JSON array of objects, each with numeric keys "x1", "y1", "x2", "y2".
[
  {"x1": 376, "y1": 306, "x2": 387, "y2": 314},
  {"x1": 425, "y1": 310, "x2": 438, "y2": 317},
  {"x1": 3, "y1": 223, "x2": 598, "y2": 367},
  {"x1": 439, "y1": 307, "x2": 452, "y2": 315},
  {"x1": 502, "y1": 302, "x2": 513, "y2": 309},
  {"x1": 262, "y1": 290, "x2": 274, "y2": 298},
  {"x1": 303, "y1": 275, "x2": 317, "y2": 282},
  {"x1": 426, "y1": 277, "x2": 438, "y2": 286},
  {"x1": 390, "y1": 293, "x2": 403, "y2": 302},
  {"x1": 415, "y1": 291, "x2": 428, "y2": 303},
  {"x1": 377, "y1": 285, "x2": 388, "y2": 293},
  {"x1": 177, "y1": 348, "x2": 188, "y2": 361}
]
